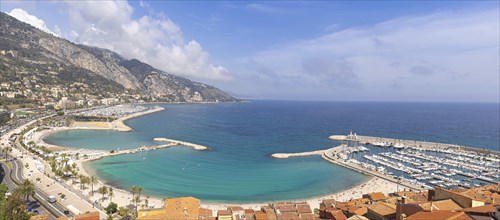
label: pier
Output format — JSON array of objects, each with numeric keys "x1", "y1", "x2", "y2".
[
  {"x1": 153, "y1": 138, "x2": 209, "y2": 150},
  {"x1": 271, "y1": 149, "x2": 325, "y2": 158}
]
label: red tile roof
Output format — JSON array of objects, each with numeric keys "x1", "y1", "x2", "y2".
[{"x1": 406, "y1": 211, "x2": 472, "y2": 220}]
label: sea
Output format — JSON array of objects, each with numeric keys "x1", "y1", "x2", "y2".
[{"x1": 44, "y1": 100, "x2": 500, "y2": 203}]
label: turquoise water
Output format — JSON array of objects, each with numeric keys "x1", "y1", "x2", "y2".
[{"x1": 44, "y1": 101, "x2": 500, "y2": 202}]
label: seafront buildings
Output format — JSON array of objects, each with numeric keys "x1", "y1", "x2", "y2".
[{"x1": 125, "y1": 185, "x2": 500, "y2": 220}]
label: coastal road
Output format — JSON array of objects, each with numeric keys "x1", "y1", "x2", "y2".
[
  {"x1": 3, "y1": 118, "x2": 107, "y2": 217},
  {"x1": 1, "y1": 159, "x2": 69, "y2": 219}
]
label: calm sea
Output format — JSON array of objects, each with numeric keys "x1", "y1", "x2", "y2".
[{"x1": 44, "y1": 101, "x2": 500, "y2": 203}]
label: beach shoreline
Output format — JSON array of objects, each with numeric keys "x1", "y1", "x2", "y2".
[
  {"x1": 29, "y1": 106, "x2": 420, "y2": 213},
  {"x1": 34, "y1": 106, "x2": 165, "y2": 151}
]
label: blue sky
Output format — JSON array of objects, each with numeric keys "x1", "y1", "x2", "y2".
[{"x1": 1, "y1": 1, "x2": 499, "y2": 102}]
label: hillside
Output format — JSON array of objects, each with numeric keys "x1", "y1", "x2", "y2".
[{"x1": 0, "y1": 12, "x2": 238, "y2": 107}]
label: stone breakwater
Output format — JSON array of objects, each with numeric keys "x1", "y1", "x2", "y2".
[
  {"x1": 153, "y1": 137, "x2": 209, "y2": 150},
  {"x1": 271, "y1": 149, "x2": 326, "y2": 158}
]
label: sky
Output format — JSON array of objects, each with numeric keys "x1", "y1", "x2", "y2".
[{"x1": 1, "y1": 1, "x2": 499, "y2": 102}]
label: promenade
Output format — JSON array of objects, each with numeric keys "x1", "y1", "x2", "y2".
[{"x1": 0, "y1": 117, "x2": 108, "y2": 218}]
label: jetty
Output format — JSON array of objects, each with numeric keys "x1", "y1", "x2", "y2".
[
  {"x1": 271, "y1": 149, "x2": 326, "y2": 158},
  {"x1": 153, "y1": 138, "x2": 209, "y2": 150}
]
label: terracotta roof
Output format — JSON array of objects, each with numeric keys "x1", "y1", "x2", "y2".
[
  {"x1": 491, "y1": 193, "x2": 500, "y2": 199},
  {"x1": 255, "y1": 211, "x2": 269, "y2": 220},
  {"x1": 406, "y1": 210, "x2": 472, "y2": 220},
  {"x1": 366, "y1": 192, "x2": 387, "y2": 201},
  {"x1": 74, "y1": 211, "x2": 99, "y2": 220},
  {"x1": 138, "y1": 209, "x2": 168, "y2": 219},
  {"x1": 265, "y1": 209, "x2": 278, "y2": 220},
  {"x1": 56, "y1": 217, "x2": 68, "y2": 220},
  {"x1": 273, "y1": 203, "x2": 297, "y2": 213},
  {"x1": 418, "y1": 199, "x2": 463, "y2": 211},
  {"x1": 352, "y1": 206, "x2": 368, "y2": 216},
  {"x1": 347, "y1": 215, "x2": 369, "y2": 220},
  {"x1": 276, "y1": 212, "x2": 300, "y2": 220},
  {"x1": 408, "y1": 194, "x2": 429, "y2": 203},
  {"x1": 325, "y1": 209, "x2": 347, "y2": 220},
  {"x1": 462, "y1": 204, "x2": 497, "y2": 213},
  {"x1": 368, "y1": 202, "x2": 396, "y2": 216},
  {"x1": 198, "y1": 207, "x2": 213, "y2": 218},
  {"x1": 244, "y1": 209, "x2": 255, "y2": 214},
  {"x1": 218, "y1": 210, "x2": 232, "y2": 216},
  {"x1": 160, "y1": 197, "x2": 200, "y2": 220},
  {"x1": 228, "y1": 206, "x2": 244, "y2": 212},
  {"x1": 296, "y1": 203, "x2": 312, "y2": 214},
  {"x1": 299, "y1": 213, "x2": 315, "y2": 220},
  {"x1": 30, "y1": 214, "x2": 50, "y2": 220}
]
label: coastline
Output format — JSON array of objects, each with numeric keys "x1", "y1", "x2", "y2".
[
  {"x1": 28, "y1": 106, "x2": 496, "y2": 214},
  {"x1": 35, "y1": 106, "x2": 165, "y2": 151}
]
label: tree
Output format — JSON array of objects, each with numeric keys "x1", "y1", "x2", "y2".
[
  {"x1": 105, "y1": 202, "x2": 118, "y2": 214},
  {"x1": 1, "y1": 146, "x2": 12, "y2": 161},
  {"x1": 144, "y1": 195, "x2": 150, "y2": 209},
  {"x1": 130, "y1": 185, "x2": 143, "y2": 216},
  {"x1": 79, "y1": 175, "x2": 89, "y2": 190},
  {"x1": 0, "y1": 183, "x2": 8, "y2": 207},
  {"x1": 108, "y1": 187, "x2": 114, "y2": 203},
  {"x1": 98, "y1": 186, "x2": 108, "y2": 201},
  {"x1": 130, "y1": 186, "x2": 139, "y2": 205},
  {"x1": 118, "y1": 206, "x2": 132, "y2": 218},
  {"x1": 137, "y1": 186, "x2": 143, "y2": 206},
  {"x1": 90, "y1": 175, "x2": 98, "y2": 196},
  {"x1": 16, "y1": 179, "x2": 35, "y2": 202},
  {"x1": 0, "y1": 192, "x2": 30, "y2": 220}
]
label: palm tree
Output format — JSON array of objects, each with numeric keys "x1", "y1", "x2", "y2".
[
  {"x1": 144, "y1": 195, "x2": 150, "y2": 209},
  {"x1": 90, "y1": 175, "x2": 98, "y2": 196},
  {"x1": 16, "y1": 179, "x2": 35, "y2": 202},
  {"x1": 1, "y1": 192, "x2": 28, "y2": 220},
  {"x1": 134, "y1": 195, "x2": 141, "y2": 214},
  {"x1": 109, "y1": 187, "x2": 114, "y2": 203},
  {"x1": 137, "y1": 186, "x2": 144, "y2": 204},
  {"x1": 130, "y1": 185, "x2": 143, "y2": 216},
  {"x1": 130, "y1": 185, "x2": 139, "y2": 205},
  {"x1": 98, "y1": 186, "x2": 108, "y2": 201},
  {"x1": 118, "y1": 206, "x2": 131, "y2": 218},
  {"x1": 79, "y1": 175, "x2": 88, "y2": 190}
]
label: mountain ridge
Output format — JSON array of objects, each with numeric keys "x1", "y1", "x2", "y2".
[{"x1": 0, "y1": 12, "x2": 238, "y2": 104}]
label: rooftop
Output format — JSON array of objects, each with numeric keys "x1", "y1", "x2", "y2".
[
  {"x1": 406, "y1": 210, "x2": 472, "y2": 220},
  {"x1": 369, "y1": 202, "x2": 396, "y2": 216}
]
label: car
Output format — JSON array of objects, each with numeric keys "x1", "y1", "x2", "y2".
[{"x1": 63, "y1": 210, "x2": 70, "y2": 215}]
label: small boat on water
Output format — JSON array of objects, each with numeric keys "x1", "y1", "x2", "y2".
[{"x1": 393, "y1": 143, "x2": 405, "y2": 149}]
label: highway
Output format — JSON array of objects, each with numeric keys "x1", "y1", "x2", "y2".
[{"x1": 1, "y1": 157, "x2": 74, "y2": 219}]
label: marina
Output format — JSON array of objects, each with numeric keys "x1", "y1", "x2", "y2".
[
  {"x1": 278, "y1": 132, "x2": 500, "y2": 191},
  {"x1": 333, "y1": 133, "x2": 500, "y2": 189}
]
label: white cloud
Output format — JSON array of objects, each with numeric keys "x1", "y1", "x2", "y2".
[
  {"x1": 236, "y1": 8, "x2": 499, "y2": 102},
  {"x1": 7, "y1": 8, "x2": 57, "y2": 36},
  {"x1": 63, "y1": 1, "x2": 232, "y2": 81}
]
